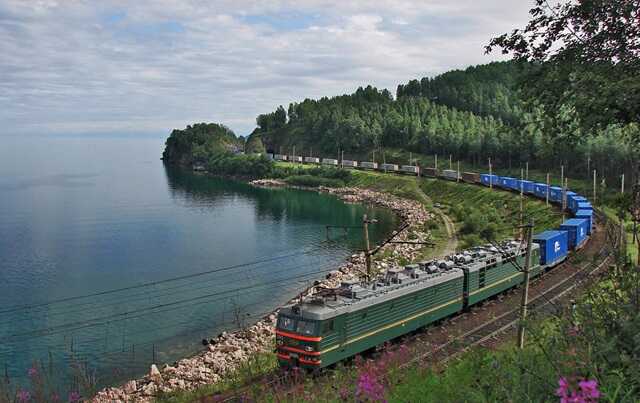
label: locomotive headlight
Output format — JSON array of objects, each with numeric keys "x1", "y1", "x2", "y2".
[
  {"x1": 276, "y1": 336, "x2": 284, "y2": 345},
  {"x1": 304, "y1": 346, "x2": 314, "y2": 352}
]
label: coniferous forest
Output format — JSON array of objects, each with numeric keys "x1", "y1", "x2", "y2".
[{"x1": 242, "y1": 60, "x2": 638, "y2": 185}]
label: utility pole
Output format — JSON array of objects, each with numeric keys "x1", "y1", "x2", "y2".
[
  {"x1": 341, "y1": 150, "x2": 344, "y2": 168},
  {"x1": 435, "y1": 154, "x2": 438, "y2": 171},
  {"x1": 457, "y1": 161, "x2": 460, "y2": 183},
  {"x1": 449, "y1": 154, "x2": 452, "y2": 170},
  {"x1": 622, "y1": 174, "x2": 625, "y2": 194},
  {"x1": 489, "y1": 158, "x2": 493, "y2": 189},
  {"x1": 520, "y1": 168, "x2": 524, "y2": 239},
  {"x1": 593, "y1": 170, "x2": 597, "y2": 205},
  {"x1": 526, "y1": 162, "x2": 529, "y2": 180},
  {"x1": 517, "y1": 220, "x2": 534, "y2": 349},
  {"x1": 363, "y1": 214, "x2": 372, "y2": 282},
  {"x1": 546, "y1": 173, "x2": 550, "y2": 206},
  {"x1": 560, "y1": 165, "x2": 564, "y2": 193}
]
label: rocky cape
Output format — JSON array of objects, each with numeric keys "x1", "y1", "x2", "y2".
[{"x1": 93, "y1": 182, "x2": 432, "y2": 402}]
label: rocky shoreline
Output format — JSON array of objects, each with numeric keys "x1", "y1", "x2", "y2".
[{"x1": 93, "y1": 183, "x2": 432, "y2": 402}]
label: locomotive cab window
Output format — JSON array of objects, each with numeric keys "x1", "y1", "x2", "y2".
[
  {"x1": 296, "y1": 320, "x2": 316, "y2": 336},
  {"x1": 322, "y1": 320, "x2": 334, "y2": 334},
  {"x1": 278, "y1": 316, "x2": 295, "y2": 331}
]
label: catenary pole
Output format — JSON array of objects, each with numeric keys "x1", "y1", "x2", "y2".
[
  {"x1": 546, "y1": 173, "x2": 550, "y2": 206},
  {"x1": 517, "y1": 220, "x2": 534, "y2": 349},
  {"x1": 363, "y1": 215, "x2": 372, "y2": 282}
]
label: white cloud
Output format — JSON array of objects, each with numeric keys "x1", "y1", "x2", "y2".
[{"x1": 0, "y1": 0, "x2": 533, "y2": 136}]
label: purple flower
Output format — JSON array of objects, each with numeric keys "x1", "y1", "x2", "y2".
[
  {"x1": 578, "y1": 379, "x2": 600, "y2": 400},
  {"x1": 68, "y1": 391, "x2": 81, "y2": 403},
  {"x1": 27, "y1": 366, "x2": 38, "y2": 378},
  {"x1": 356, "y1": 372, "x2": 386, "y2": 402},
  {"x1": 16, "y1": 389, "x2": 31, "y2": 403},
  {"x1": 556, "y1": 377, "x2": 569, "y2": 398},
  {"x1": 556, "y1": 376, "x2": 600, "y2": 403}
]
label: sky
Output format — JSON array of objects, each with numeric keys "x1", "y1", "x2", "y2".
[{"x1": 0, "y1": 1, "x2": 533, "y2": 137}]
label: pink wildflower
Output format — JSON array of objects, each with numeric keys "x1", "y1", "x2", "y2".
[
  {"x1": 578, "y1": 380, "x2": 600, "y2": 400},
  {"x1": 356, "y1": 372, "x2": 386, "y2": 402},
  {"x1": 556, "y1": 376, "x2": 600, "y2": 403},
  {"x1": 27, "y1": 366, "x2": 38, "y2": 378},
  {"x1": 16, "y1": 390, "x2": 31, "y2": 403},
  {"x1": 68, "y1": 391, "x2": 81, "y2": 403}
]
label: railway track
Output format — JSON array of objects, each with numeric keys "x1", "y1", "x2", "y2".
[
  {"x1": 208, "y1": 210, "x2": 619, "y2": 402},
  {"x1": 400, "y1": 209, "x2": 617, "y2": 368}
]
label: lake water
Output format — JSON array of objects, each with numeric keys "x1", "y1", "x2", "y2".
[{"x1": 0, "y1": 135, "x2": 398, "y2": 388}]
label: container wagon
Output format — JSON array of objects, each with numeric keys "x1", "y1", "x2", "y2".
[
  {"x1": 462, "y1": 172, "x2": 480, "y2": 184},
  {"x1": 559, "y1": 219, "x2": 589, "y2": 250},
  {"x1": 379, "y1": 163, "x2": 399, "y2": 172},
  {"x1": 549, "y1": 186, "x2": 563, "y2": 204},
  {"x1": 400, "y1": 165, "x2": 420, "y2": 175},
  {"x1": 576, "y1": 202, "x2": 593, "y2": 212},
  {"x1": 533, "y1": 230, "x2": 569, "y2": 267},
  {"x1": 498, "y1": 177, "x2": 516, "y2": 190},
  {"x1": 533, "y1": 183, "x2": 548, "y2": 199},
  {"x1": 480, "y1": 174, "x2": 499, "y2": 187},
  {"x1": 574, "y1": 210, "x2": 594, "y2": 235},
  {"x1": 423, "y1": 168, "x2": 439, "y2": 178},
  {"x1": 359, "y1": 161, "x2": 378, "y2": 170},
  {"x1": 274, "y1": 154, "x2": 288, "y2": 161},
  {"x1": 304, "y1": 157, "x2": 320, "y2": 164},
  {"x1": 440, "y1": 169, "x2": 459, "y2": 181},
  {"x1": 568, "y1": 195, "x2": 587, "y2": 213},
  {"x1": 342, "y1": 160, "x2": 358, "y2": 168},
  {"x1": 290, "y1": 156, "x2": 303, "y2": 163},
  {"x1": 322, "y1": 158, "x2": 339, "y2": 166},
  {"x1": 517, "y1": 180, "x2": 534, "y2": 194}
]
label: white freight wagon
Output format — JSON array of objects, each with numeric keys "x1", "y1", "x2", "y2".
[
  {"x1": 400, "y1": 165, "x2": 420, "y2": 175},
  {"x1": 379, "y1": 163, "x2": 399, "y2": 172},
  {"x1": 359, "y1": 161, "x2": 379, "y2": 170}
]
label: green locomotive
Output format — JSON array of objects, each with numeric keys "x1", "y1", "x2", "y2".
[{"x1": 276, "y1": 241, "x2": 541, "y2": 369}]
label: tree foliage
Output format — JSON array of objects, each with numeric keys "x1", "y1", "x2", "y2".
[{"x1": 486, "y1": 0, "x2": 640, "y2": 129}]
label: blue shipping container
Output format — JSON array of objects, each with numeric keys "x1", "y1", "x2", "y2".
[
  {"x1": 517, "y1": 180, "x2": 534, "y2": 194},
  {"x1": 533, "y1": 230, "x2": 569, "y2": 266},
  {"x1": 498, "y1": 176, "x2": 514, "y2": 189},
  {"x1": 549, "y1": 186, "x2": 563, "y2": 203},
  {"x1": 577, "y1": 202, "x2": 593, "y2": 211},
  {"x1": 575, "y1": 209, "x2": 593, "y2": 235},
  {"x1": 507, "y1": 177, "x2": 519, "y2": 191},
  {"x1": 533, "y1": 183, "x2": 548, "y2": 199},
  {"x1": 480, "y1": 174, "x2": 499, "y2": 187},
  {"x1": 559, "y1": 219, "x2": 590, "y2": 250},
  {"x1": 569, "y1": 195, "x2": 587, "y2": 212}
]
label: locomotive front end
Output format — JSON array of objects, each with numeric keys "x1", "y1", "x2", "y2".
[{"x1": 275, "y1": 307, "x2": 322, "y2": 369}]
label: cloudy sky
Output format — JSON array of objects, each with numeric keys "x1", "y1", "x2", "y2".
[{"x1": 0, "y1": 1, "x2": 533, "y2": 137}]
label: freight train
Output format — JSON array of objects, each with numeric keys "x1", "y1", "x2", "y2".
[{"x1": 273, "y1": 155, "x2": 594, "y2": 369}]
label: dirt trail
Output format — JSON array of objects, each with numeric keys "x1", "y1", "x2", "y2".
[{"x1": 436, "y1": 207, "x2": 458, "y2": 255}]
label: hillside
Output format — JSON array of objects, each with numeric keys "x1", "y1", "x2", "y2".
[
  {"x1": 250, "y1": 85, "x2": 511, "y2": 167},
  {"x1": 396, "y1": 61, "x2": 527, "y2": 126},
  {"x1": 162, "y1": 123, "x2": 242, "y2": 167}
]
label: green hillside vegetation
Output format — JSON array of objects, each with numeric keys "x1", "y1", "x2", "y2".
[
  {"x1": 396, "y1": 61, "x2": 526, "y2": 125},
  {"x1": 162, "y1": 123, "x2": 243, "y2": 167}
]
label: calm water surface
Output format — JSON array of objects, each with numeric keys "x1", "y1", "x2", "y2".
[{"x1": 0, "y1": 135, "x2": 398, "y2": 387}]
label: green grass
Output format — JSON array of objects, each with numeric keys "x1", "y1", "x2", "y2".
[{"x1": 420, "y1": 178, "x2": 562, "y2": 248}]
